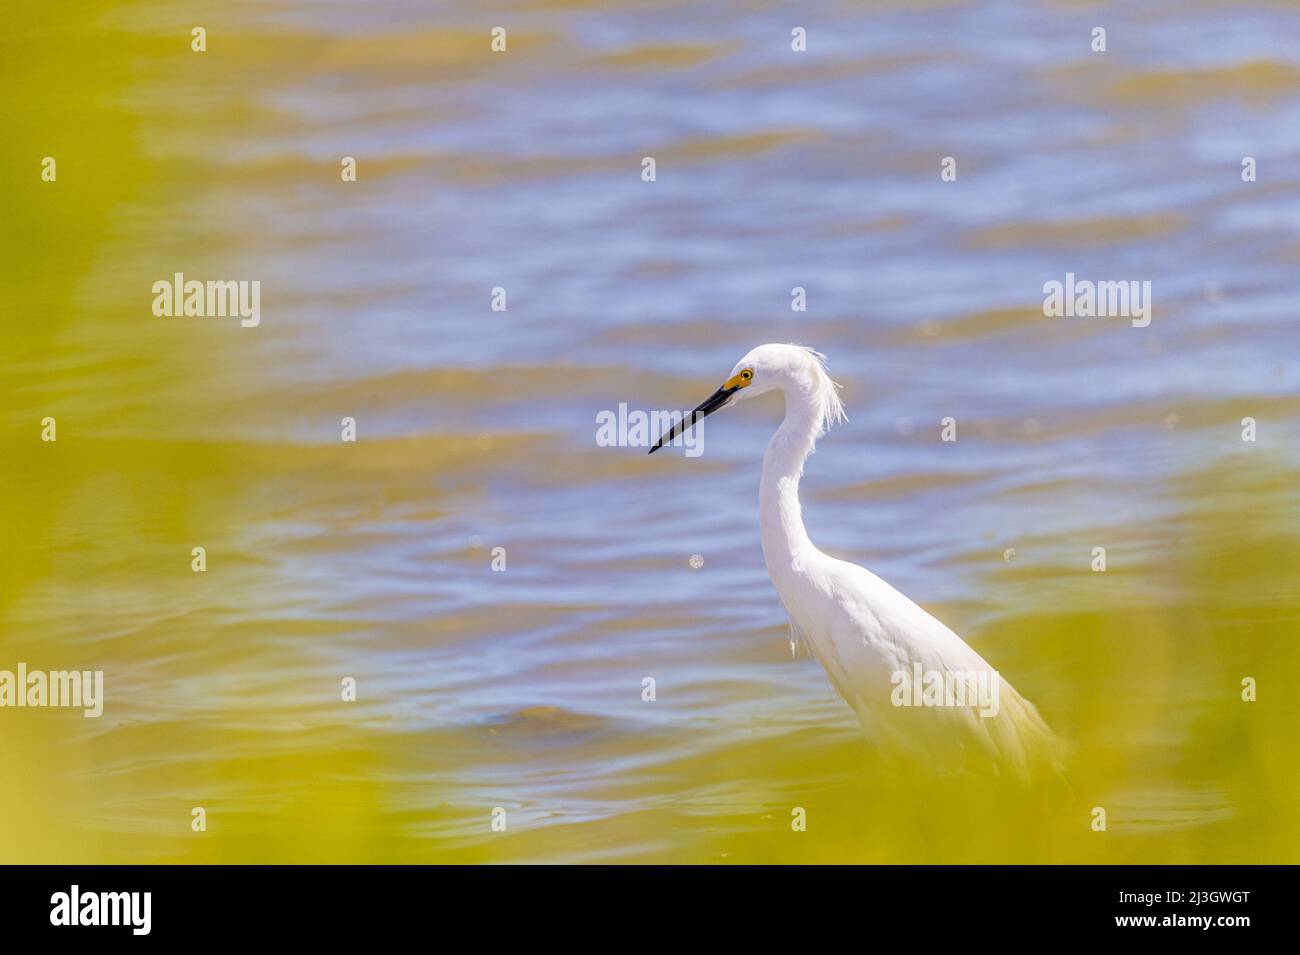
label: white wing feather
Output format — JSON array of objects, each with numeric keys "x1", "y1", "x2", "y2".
[{"x1": 790, "y1": 553, "x2": 1062, "y2": 780}]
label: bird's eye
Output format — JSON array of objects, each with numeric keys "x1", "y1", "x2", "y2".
[{"x1": 740, "y1": 369, "x2": 753, "y2": 382}]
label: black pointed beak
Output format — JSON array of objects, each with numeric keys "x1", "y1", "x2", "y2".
[{"x1": 648, "y1": 384, "x2": 737, "y2": 454}]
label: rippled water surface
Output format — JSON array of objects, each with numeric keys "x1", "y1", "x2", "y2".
[{"x1": 3, "y1": 0, "x2": 1300, "y2": 862}]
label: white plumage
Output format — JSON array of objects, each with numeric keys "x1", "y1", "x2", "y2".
[{"x1": 653, "y1": 343, "x2": 1063, "y2": 781}]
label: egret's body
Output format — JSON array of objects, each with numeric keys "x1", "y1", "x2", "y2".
[{"x1": 652, "y1": 344, "x2": 1061, "y2": 781}]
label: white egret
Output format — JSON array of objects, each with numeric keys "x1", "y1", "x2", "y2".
[{"x1": 651, "y1": 344, "x2": 1062, "y2": 781}]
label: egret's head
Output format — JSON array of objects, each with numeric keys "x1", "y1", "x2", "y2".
[{"x1": 648, "y1": 343, "x2": 844, "y2": 453}]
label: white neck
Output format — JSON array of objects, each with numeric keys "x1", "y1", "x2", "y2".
[{"x1": 758, "y1": 385, "x2": 822, "y2": 580}]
